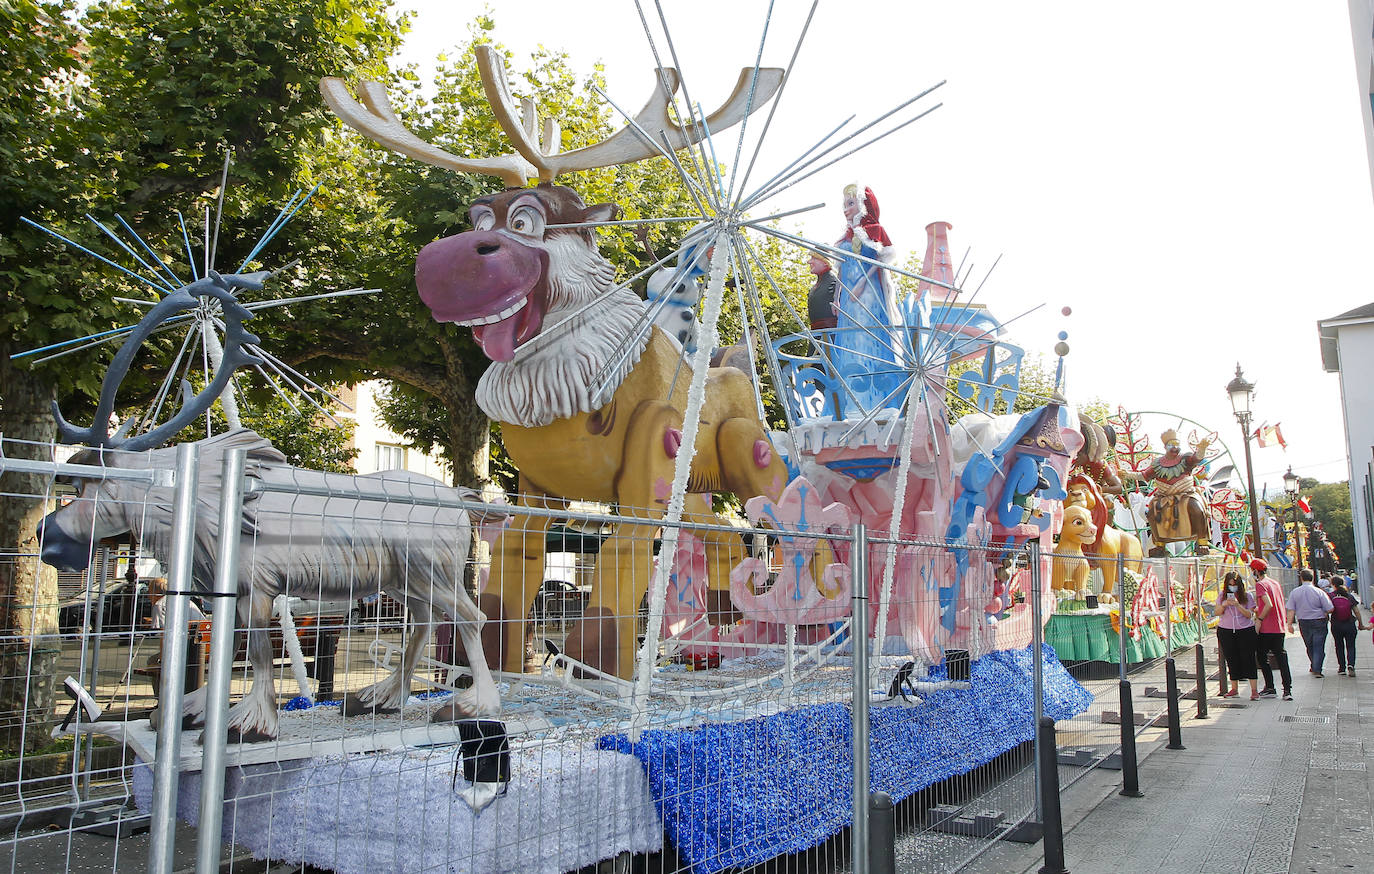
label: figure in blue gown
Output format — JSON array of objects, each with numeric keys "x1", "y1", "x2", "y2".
[{"x1": 831, "y1": 184, "x2": 905, "y2": 417}]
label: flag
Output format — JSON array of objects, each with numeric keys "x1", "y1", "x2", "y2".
[
  {"x1": 1297, "y1": 495, "x2": 1311, "y2": 514},
  {"x1": 1254, "y1": 422, "x2": 1286, "y2": 449}
]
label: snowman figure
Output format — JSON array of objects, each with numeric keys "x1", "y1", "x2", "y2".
[{"x1": 645, "y1": 230, "x2": 713, "y2": 358}]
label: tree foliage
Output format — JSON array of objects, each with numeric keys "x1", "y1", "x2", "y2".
[
  {"x1": 0, "y1": 0, "x2": 405, "y2": 752},
  {"x1": 1300, "y1": 478, "x2": 1354, "y2": 573}
]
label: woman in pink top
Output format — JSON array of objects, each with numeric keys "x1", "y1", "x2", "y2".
[
  {"x1": 1214, "y1": 570, "x2": 1260, "y2": 700},
  {"x1": 1251, "y1": 558, "x2": 1292, "y2": 700}
]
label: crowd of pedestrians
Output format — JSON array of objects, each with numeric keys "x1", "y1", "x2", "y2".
[{"x1": 1212, "y1": 558, "x2": 1364, "y2": 696}]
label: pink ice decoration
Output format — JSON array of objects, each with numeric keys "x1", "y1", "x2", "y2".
[
  {"x1": 730, "y1": 476, "x2": 853, "y2": 625},
  {"x1": 660, "y1": 531, "x2": 785, "y2": 658}
]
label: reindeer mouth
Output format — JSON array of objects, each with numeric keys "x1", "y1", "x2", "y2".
[
  {"x1": 416, "y1": 231, "x2": 550, "y2": 363},
  {"x1": 465, "y1": 297, "x2": 546, "y2": 363}
]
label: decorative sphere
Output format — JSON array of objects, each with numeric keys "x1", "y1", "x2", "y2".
[
  {"x1": 1054, "y1": 341, "x2": 1070, "y2": 356},
  {"x1": 1061, "y1": 306, "x2": 1072, "y2": 316},
  {"x1": 985, "y1": 596, "x2": 1004, "y2": 614},
  {"x1": 1057, "y1": 330, "x2": 1068, "y2": 341}
]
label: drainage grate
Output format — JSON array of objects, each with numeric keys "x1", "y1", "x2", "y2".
[
  {"x1": 1310, "y1": 753, "x2": 1366, "y2": 771},
  {"x1": 1279, "y1": 715, "x2": 1333, "y2": 724}
]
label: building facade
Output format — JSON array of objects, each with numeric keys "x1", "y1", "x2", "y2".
[
  {"x1": 1319, "y1": 303, "x2": 1374, "y2": 593},
  {"x1": 1352, "y1": 0, "x2": 1374, "y2": 199},
  {"x1": 334, "y1": 381, "x2": 452, "y2": 481}
]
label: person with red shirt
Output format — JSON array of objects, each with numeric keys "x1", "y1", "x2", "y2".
[{"x1": 1250, "y1": 558, "x2": 1292, "y2": 700}]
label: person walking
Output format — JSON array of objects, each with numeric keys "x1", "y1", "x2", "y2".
[
  {"x1": 1250, "y1": 558, "x2": 1293, "y2": 700},
  {"x1": 1214, "y1": 570, "x2": 1260, "y2": 700},
  {"x1": 1287, "y1": 569, "x2": 1334, "y2": 677},
  {"x1": 1328, "y1": 575, "x2": 1366, "y2": 676}
]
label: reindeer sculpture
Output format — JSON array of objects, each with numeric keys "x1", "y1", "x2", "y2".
[
  {"x1": 322, "y1": 49, "x2": 797, "y2": 679},
  {"x1": 38, "y1": 275, "x2": 503, "y2": 746}
]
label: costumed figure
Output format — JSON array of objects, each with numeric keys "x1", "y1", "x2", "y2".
[
  {"x1": 807, "y1": 252, "x2": 837, "y2": 331},
  {"x1": 1124, "y1": 429, "x2": 1213, "y2": 557},
  {"x1": 831, "y1": 184, "x2": 904, "y2": 415}
]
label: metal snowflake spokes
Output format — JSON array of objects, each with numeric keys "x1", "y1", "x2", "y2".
[{"x1": 13, "y1": 153, "x2": 378, "y2": 441}]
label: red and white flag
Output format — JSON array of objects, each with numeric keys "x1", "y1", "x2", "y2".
[
  {"x1": 1130, "y1": 568, "x2": 1162, "y2": 640},
  {"x1": 1297, "y1": 495, "x2": 1311, "y2": 514},
  {"x1": 1254, "y1": 422, "x2": 1287, "y2": 449}
]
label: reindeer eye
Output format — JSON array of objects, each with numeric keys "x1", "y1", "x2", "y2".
[
  {"x1": 507, "y1": 205, "x2": 544, "y2": 238},
  {"x1": 471, "y1": 208, "x2": 495, "y2": 231}
]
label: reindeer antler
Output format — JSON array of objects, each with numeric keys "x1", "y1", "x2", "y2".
[
  {"x1": 322, "y1": 47, "x2": 785, "y2": 184},
  {"x1": 54, "y1": 273, "x2": 264, "y2": 452},
  {"x1": 319, "y1": 77, "x2": 538, "y2": 186}
]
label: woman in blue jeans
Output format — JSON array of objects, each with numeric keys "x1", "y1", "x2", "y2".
[{"x1": 1328, "y1": 577, "x2": 1366, "y2": 676}]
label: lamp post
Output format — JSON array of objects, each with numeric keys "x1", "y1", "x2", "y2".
[
  {"x1": 1226, "y1": 364, "x2": 1265, "y2": 556},
  {"x1": 1283, "y1": 465, "x2": 1305, "y2": 574}
]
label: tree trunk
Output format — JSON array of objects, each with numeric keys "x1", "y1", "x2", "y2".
[
  {"x1": 0, "y1": 356, "x2": 60, "y2": 754},
  {"x1": 444, "y1": 390, "x2": 489, "y2": 489}
]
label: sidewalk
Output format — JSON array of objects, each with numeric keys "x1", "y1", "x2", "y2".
[{"x1": 973, "y1": 628, "x2": 1374, "y2": 874}]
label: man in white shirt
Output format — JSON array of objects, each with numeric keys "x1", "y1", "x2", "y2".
[{"x1": 1287, "y1": 569, "x2": 1334, "y2": 677}]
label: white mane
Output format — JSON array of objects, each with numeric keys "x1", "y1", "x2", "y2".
[{"x1": 476, "y1": 235, "x2": 652, "y2": 428}]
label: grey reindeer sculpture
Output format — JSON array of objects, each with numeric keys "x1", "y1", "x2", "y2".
[{"x1": 38, "y1": 274, "x2": 504, "y2": 756}]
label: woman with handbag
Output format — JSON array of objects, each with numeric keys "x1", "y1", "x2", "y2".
[
  {"x1": 1214, "y1": 570, "x2": 1260, "y2": 700},
  {"x1": 1328, "y1": 576, "x2": 1366, "y2": 676}
]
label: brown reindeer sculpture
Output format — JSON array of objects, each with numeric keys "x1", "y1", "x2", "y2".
[{"x1": 323, "y1": 49, "x2": 793, "y2": 679}]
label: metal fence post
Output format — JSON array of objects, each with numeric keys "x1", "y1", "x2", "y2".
[
  {"x1": 851, "y1": 523, "x2": 870, "y2": 874},
  {"x1": 868, "y1": 791, "x2": 895, "y2": 874},
  {"x1": 1164, "y1": 555, "x2": 1185, "y2": 750},
  {"x1": 196, "y1": 448, "x2": 247, "y2": 873},
  {"x1": 1118, "y1": 553, "x2": 1143, "y2": 798},
  {"x1": 1028, "y1": 540, "x2": 1044, "y2": 822},
  {"x1": 1194, "y1": 559, "x2": 1208, "y2": 720},
  {"x1": 148, "y1": 442, "x2": 200, "y2": 874},
  {"x1": 1036, "y1": 717, "x2": 1069, "y2": 874}
]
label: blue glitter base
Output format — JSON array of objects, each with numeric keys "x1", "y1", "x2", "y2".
[{"x1": 598, "y1": 643, "x2": 1091, "y2": 873}]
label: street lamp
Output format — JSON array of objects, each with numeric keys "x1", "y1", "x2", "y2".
[
  {"x1": 1227, "y1": 363, "x2": 1265, "y2": 556},
  {"x1": 1283, "y1": 465, "x2": 1305, "y2": 573}
]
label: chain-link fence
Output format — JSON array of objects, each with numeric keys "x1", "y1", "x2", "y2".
[{"x1": 0, "y1": 436, "x2": 1132, "y2": 874}]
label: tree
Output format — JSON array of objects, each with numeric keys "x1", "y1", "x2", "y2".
[
  {"x1": 283, "y1": 19, "x2": 700, "y2": 488},
  {"x1": 0, "y1": 0, "x2": 403, "y2": 753},
  {"x1": 1302, "y1": 479, "x2": 1354, "y2": 573},
  {"x1": 174, "y1": 381, "x2": 358, "y2": 472},
  {"x1": 0, "y1": 1, "x2": 84, "y2": 752}
]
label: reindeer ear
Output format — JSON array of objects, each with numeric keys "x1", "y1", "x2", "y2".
[{"x1": 583, "y1": 202, "x2": 618, "y2": 224}]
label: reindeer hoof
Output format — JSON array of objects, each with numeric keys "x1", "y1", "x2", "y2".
[
  {"x1": 225, "y1": 725, "x2": 274, "y2": 745},
  {"x1": 753, "y1": 439, "x2": 772, "y2": 469},
  {"x1": 341, "y1": 692, "x2": 399, "y2": 718},
  {"x1": 431, "y1": 701, "x2": 463, "y2": 723}
]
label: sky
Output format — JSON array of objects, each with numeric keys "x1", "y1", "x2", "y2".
[{"x1": 395, "y1": 0, "x2": 1374, "y2": 493}]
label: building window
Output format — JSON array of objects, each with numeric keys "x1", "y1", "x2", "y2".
[{"x1": 375, "y1": 443, "x2": 406, "y2": 471}]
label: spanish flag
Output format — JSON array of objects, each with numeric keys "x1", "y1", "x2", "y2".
[{"x1": 1254, "y1": 422, "x2": 1287, "y2": 449}]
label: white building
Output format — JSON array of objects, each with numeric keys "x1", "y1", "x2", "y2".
[
  {"x1": 334, "y1": 381, "x2": 451, "y2": 481},
  {"x1": 1319, "y1": 304, "x2": 1374, "y2": 593},
  {"x1": 1351, "y1": 0, "x2": 1374, "y2": 199}
]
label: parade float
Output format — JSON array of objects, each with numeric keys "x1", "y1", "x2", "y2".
[
  {"x1": 24, "y1": 26, "x2": 1129, "y2": 874},
  {"x1": 1039, "y1": 409, "x2": 1260, "y2": 667}
]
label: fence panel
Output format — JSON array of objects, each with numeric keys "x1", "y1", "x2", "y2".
[{"x1": 2, "y1": 437, "x2": 1107, "y2": 874}]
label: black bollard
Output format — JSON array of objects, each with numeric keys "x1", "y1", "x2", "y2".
[
  {"x1": 869, "y1": 791, "x2": 896, "y2": 874},
  {"x1": 1194, "y1": 643, "x2": 1208, "y2": 719},
  {"x1": 1036, "y1": 716, "x2": 1069, "y2": 874},
  {"x1": 1118, "y1": 679, "x2": 1144, "y2": 798},
  {"x1": 1165, "y1": 657, "x2": 1185, "y2": 750}
]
